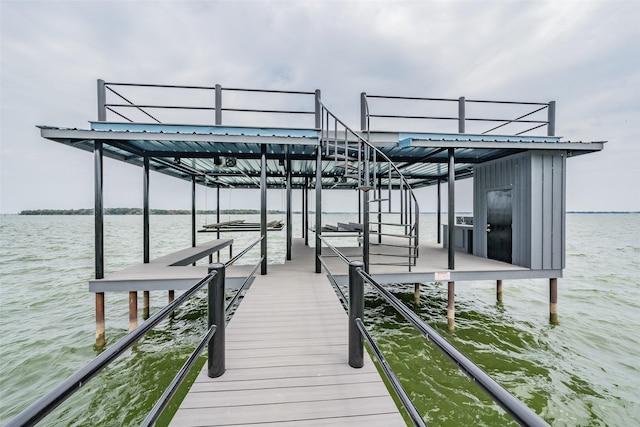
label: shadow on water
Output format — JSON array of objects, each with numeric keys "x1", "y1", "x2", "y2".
[{"x1": 338, "y1": 281, "x2": 610, "y2": 427}]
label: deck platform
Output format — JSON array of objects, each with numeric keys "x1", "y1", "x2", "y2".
[{"x1": 172, "y1": 240, "x2": 406, "y2": 426}]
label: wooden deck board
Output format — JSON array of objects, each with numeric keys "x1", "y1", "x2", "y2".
[{"x1": 170, "y1": 241, "x2": 406, "y2": 426}]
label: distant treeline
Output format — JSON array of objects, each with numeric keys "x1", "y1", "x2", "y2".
[{"x1": 19, "y1": 208, "x2": 285, "y2": 215}]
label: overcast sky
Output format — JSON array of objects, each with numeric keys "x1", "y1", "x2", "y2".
[{"x1": 1, "y1": 0, "x2": 638, "y2": 214}]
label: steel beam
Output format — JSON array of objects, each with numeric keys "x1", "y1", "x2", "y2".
[{"x1": 437, "y1": 179, "x2": 442, "y2": 244}]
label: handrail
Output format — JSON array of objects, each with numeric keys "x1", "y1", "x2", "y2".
[
  {"x1": 6, "y1": 272, "x2": 217, "y2": 427},
  {"x1": 225, "y1": 256, "x2": 264, "y2": 315},
  {"x1": 361, "y1": 92, "x2": 554, "y2": 137},
  {"x1": 141, "y1": 324, "x2": 217, "y2": 427},
  {"x1": 224, "y1": 235, "x2": 264, "y2": 267},
  {"x1": 317, "y1": 234, "x2": 351, "y2": 265},
  {"x1": 355, "y1": 318, "x2": 426, "y2": 427},
  {"x1": 356, "y1": 268, "x2": 549, "y2": 427},
  {"x1": 317, "y1": 255, "x2": 349, "y2": 309},
  {"x1": 99, "y1": 81, "x2": 319, "y2": 127}
]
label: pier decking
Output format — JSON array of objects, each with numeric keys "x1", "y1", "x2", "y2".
[{"x1": 171, "y1": 240, "x2": 406, "y2": 426}]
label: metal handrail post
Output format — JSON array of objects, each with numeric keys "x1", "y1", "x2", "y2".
[
  {"x1": 208, "y1": 263, "x2": 225, "y2": 377},
  {"x1": 348, "y1": 261, "x2": 364, "y2": 368},
  {"x1": 547, "y1": 101, "x2": 556, "y2": 136},
  {"x1": 458, "y1": 96, "x2": 466, "y2": 133},
  {"x1": 314, "y1": 89, "x2": 321, "y2": 128},
  {"x1": 214, "y1": 84, "x2": 222, "y2": 125},
  {"x1": 97, "y1": 79, "x2": 106, "y2": 121}
]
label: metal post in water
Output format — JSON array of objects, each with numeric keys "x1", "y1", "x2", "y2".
[
  {"x1": 497, "y1": 279, "x2": 503, "y2": 303},
  {"x1": 447, "y1": 281, "x2": 455, "y2": 331},
  {"x1": 94, "y1": 139, "x2": 105, "y2": 346},
  {"x1": 129, "y1": 291, "x2": 138, "y2": 331},
  {"x1": 550, "y1": 278, "x2": 558, "y2": 323},
  {"x1": 348, "y1": 261, "x2": 364, "y2": 368},
  {"x1": 208, "y1": 263, "x2": 225, "y2": 377}
]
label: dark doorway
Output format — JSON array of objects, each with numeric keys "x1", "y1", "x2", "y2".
[{"x1": 487, "y1": 189, "x2": 512, "y2": 263}]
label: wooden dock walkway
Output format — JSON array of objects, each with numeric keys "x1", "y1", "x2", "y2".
[{"x1": 170, "y1": 242, "x2": 406, "y2": 426}]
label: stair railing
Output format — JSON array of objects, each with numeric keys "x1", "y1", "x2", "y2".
[{"x1": 317, "y1": 98, "x2": 419, "y2": 271}]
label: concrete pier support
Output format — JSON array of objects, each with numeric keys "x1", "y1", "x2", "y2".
[
  {"x1": 447, "y1": 281, "x2": 455, "y2": 330},
  {"x1": 550, "y1": 278, "x2": 558, "y2": 323},
  {"x1": 129, "y1": 291, "x2": 138, "y2": 331},
  {"x1": 143, "y1": 291, "x2": 150, "y2": 320},
  {"x1": 497, "y1": 280, "x2": 503, "y2": 303},
  {"x1": 95, "y1": 292, "x2": 105, "y2": 347},
  {"x1": 414, "y1": 283, "x2": 421, "y2": 304}
]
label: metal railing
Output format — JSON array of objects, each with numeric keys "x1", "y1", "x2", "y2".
[
  {"x1": 318, "y1": 241, "x2": 549, "y2": 426},
  {"x1": 97, "y1": 80, "x2": 321, "y2": 128},
  {"x1": 8, "y1": 236, "x2": 265, "y2": 427},
  {"x1": 361, "y1": 93, "x2": 556, "y2": 137},
  {"x1": 317, "y1": 98, "x2": 420, "y2": 271}
]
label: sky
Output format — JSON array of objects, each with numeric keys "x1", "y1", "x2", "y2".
[{"x1": 1, "y1": 0, "x2": 639, "y2": 214}]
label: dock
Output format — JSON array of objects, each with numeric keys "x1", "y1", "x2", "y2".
[{"x1": 171, "y1": 240, "x2": 406, "y2": 426}]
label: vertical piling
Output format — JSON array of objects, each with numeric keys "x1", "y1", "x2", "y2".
[
  {"x1": 95, "y1": 293, "x2": 105, "y2": 347},
  {"x1": 349, "y1": 261, "x2": 364, "y2": 368},
  {"x1": 550, "y1": 278, "x2": 558, "y2": 323},
  {"x1": 414, "y1": 283, "x2": 421, "y2": 305},
  {"x1": 497, "y1": 279, "x2": 503, "y2": 303},
  {"x1": 208, "y1": 263, "x2": 225, "y2": 377},
  {"x1": 129, "y1": 291, "x2": 138, "y2": 331},
  {"x1": 168, "y1": 290, "x2": 175, "y2": 304},
  {"x1": 447, "y1": 281, "x2": 455, "y2": 331},
  {"x1": 143, "y1": 291, "x2": 150, "y2": 320}
]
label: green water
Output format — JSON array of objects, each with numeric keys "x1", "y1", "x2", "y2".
[{"x1": 1, "y1": 214, "x2": 639, "y2": 425}]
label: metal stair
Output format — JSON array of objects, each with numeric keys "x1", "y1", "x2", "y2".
[{"x1": 317, "y1": 101, "x2": 419, "y2": 272}]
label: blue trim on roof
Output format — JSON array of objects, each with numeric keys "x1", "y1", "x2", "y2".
[
  {"x1": 90, "y1": 122, "x2": 319, "y2": 138},
  {"x1": 398, "y1": 132, "x2": 562, "y2": 144}
]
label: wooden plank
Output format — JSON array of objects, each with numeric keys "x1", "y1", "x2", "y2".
[{"x1": 170, "y1": 243, "x2": 406, "y2": 426}]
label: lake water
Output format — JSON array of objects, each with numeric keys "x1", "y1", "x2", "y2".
[{"x1": 0, "y1": 213, "x2": 638, "y2": 426}]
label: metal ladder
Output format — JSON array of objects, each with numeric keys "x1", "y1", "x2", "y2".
[{"x1": 319, "y1": 101, "x2": 419, "y2": 271}]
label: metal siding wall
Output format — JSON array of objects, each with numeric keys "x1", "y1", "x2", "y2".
[{"x1": 473, "y1": 152, "x2": 532, "y2": 266}]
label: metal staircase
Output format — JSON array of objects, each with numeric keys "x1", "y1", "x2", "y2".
[{"x1": 318, "y1": 100, "x2": 419, "y2": 272}]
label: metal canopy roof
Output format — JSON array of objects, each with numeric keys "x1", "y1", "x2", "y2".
[{"x1": 38, "y1": 122, "x2": 604, "y2": 190}]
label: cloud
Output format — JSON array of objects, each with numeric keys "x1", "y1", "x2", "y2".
[{"x1": 1, "y1": 0, "x2": 638, "y2": 213}]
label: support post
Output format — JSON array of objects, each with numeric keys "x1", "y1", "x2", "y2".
[
  {"x1": 260, "y1": 144, "x2": 267, "y2": 275},
  {"x1": 448, "y1": 148, "x2": 455, "y2": 270},
  {"x1": 191, "y1": 176, "x2": 196, "y2": 248},
  {"x1": 437, "y1": 179, "x2": 442, "y2": 244},
  {"x1": 215, "y1": 84, "x2": 222, "y2": 125},
  {"x1": 143, "y1": 156, "x2": 150, "y2": 263},
  {"x1": 547, "y1": 101, "x2": 556, "y2": 137},
  {"x1": 216, "y1": 184, "x2": 221, "y2": 261},
  {"x1": 208, "y1": 263, "x2": 225, "y2": 377},
  {"x1": 286, "y1": 146, "x2": 292, "y2": 261},
  {"x1": 497, "y1": 279, "x2": 503, "y2": 303},
  {"x1": 94, "y1": 139, "x2": 105, "y2": 346},
  {"x1": 302, "y1": 178, "x2": 307, "y2": 240},
  {"x1": 143, "y1": 291, "x2": 150, "y2": 320},
  {"x1": 362, "y1": 147, "x2": 370, "y2": 273},
  {"x1": 95, "y1": 293, "x2": 105, "y2": 347},
  {"x1": 303, "y1": 178, "x2": 309, "y2": 245},
  {"x1": 447, "y1": 281, "x2": 455, "y2": 331},
  {"x1": 414, "y1": 283, "x2": 421, "y2": 305},
  {"x1": 377, "y1": 176, "x2": 382, "y2": 244},
  {"x1": 129, "y1": 291, "x2": 138, "y2": 331},
  {"x1": 348, "y1": 261, "x2": 364, "y2": 368},
  {"x1": 315, "y1": 140, "x2": 322, "y2": 273},
  {"x1": 168, "y1": 290, "x2": 174, "y2": 303},
  {"x1": 550, "y1": 278, "x2": 558, "y2": 323}
]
